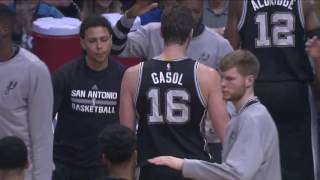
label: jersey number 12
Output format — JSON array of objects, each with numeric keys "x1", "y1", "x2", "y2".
[{"x1": 255, "y1": 12, "x2": 295, "y2": 47}]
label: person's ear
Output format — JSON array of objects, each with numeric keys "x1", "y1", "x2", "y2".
[
  {"x1": 189, "y1": 28, "x2": 194, "y2": 38},
  {"x1": 246, "y1": 75, "x2": 255, "y2": 88},
  {"x1": 80, "y1": 38, "x2": 86, "y2": 50},
  {"x1": 0, "y1": 25, "x2": 9, "y2": 37},
  {"x1": 25, "y1": 159, "x2": 30, "y2": 169},
  {"x1": 102, "y1": 153, "x2": 107, "y2": 165}
]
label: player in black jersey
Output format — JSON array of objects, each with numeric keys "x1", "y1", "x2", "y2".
[
  {"x1": 225, "y1": 0, "x2": 320, "y2": 179},
  {"x1": 119, "y1": 5, "x2": 229, "y2": 180}
]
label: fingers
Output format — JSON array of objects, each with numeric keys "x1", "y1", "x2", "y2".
[{"x1": 148, "y1": 156, "x2": 170, "y2": 166}]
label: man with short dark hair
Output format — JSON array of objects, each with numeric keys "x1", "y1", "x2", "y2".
[
  {"x1": 52, "y1": 14, "x2": 125, "y2": 180},
  {"x1": 149, "y1": 50, "x2": 281, "y2": 180},
  {"x1": 97, "y1": 124, "x2": 137, "y2": 180},
  {"x1": 0, "y1": 136, "x2": 28, "y2": 180},
  {"x1": 0, "y1": 4, "x2": 54, "y2": 180},
  {"x1": 224, "y1": 0, "x2": 320, "y2": 179},
  {"x1": 120, "y1": 5, "x2": 229, "y2": 180}
]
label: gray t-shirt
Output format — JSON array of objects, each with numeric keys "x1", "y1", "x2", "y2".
[
  {"x1": 112, "y1": 15, "x2": 233, "y2": 69},
  {"x1": 182, "y1": 98, "x2": 281, "y2": 180},
  {"x1": 0, "y1": 47, "x2": 53, "y2": 180}
]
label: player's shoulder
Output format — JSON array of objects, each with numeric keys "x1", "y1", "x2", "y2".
[
  {"x1": 197, "y1": 63, "x2": 221, "y2": 85},
  {"x1": 203, "y1": 27, "x2": 229, "y2": 43},
  {"x1": 141, "y1": 22, "x2": 161, "y2": 33},
  {"x1": 17, "y1": 48, "x2": 49, "y2": 72},
  {"x1": 124, "y1": 62, "x2": 141, "y2": 76}
]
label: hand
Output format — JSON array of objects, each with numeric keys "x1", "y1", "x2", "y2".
[
  {"x1": 148, "y1": 156, "x2": 184, "y2": 171},
  {"x1": 126, "y1": 0, "x2": 158, "y2": 19},
  {"x1": 305, "y1": 36, "x2": 320, "y2": 60}
]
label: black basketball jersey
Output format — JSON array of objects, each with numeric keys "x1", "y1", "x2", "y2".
[
  {"x1": 239, "y1": 0, "x2": 313, "y2": 81},
  {"x1": 135, "y1": 57, "x2": 210, "y2": 180}
]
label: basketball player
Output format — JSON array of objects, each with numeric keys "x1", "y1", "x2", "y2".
[
  {"x1": 119, "y1": 5, "x2": 229, "y2": 180},
  {"x1": 149, "y1": 50, "x2": 281, "y2": 180},
  {"x1": 114, "y1": 0, "x2": 233, "y2": 163},
  {"x1": 224, "y1": 0, "x2": 320, "y2": 179}
]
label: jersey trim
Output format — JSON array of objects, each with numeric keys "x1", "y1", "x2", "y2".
[
  {"x1": 297, "y1": 0, "x2": 305, "y2": 28},
  {"x1": 200, "y1": 110, "x2": 212, "y2": 159},
  {"x1": 194, "y1": 62, "x2": 206, "y2": 107},
  {"x1": 134, "y1": 62, "x2": 144, "y2": 105},
  {"x1": 237, "y1": 0, "x2": 247, "y2": 30},
  {"x1": 152, "y1": 56, "x2": 189, "y2": 62}
]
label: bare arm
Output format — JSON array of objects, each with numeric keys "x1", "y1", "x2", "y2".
[
  {"x1": 112, "y1": 0, "x2": 157, "y2": 56},
  {"x1": 303, "y1": 0, "x2": 320, "y2": 32},
  {"x1": 224, "y1": 0, "x2": 243, "y2": 49},
  {"x1": 119, "y1": 64, "x2": 140, "y2": 130},
  {"x1": 306, "y1": 36, "x2": 320, "y2": 80},
  {"x1": 198, "y1": 64, "x2": 229, "y2": 143}
]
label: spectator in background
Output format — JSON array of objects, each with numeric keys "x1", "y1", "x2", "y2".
[
  {"x1": 43, "y1": 0, "x2": 81, "y2": 18},
  {"x1": 81, "y1": 0, "x2": 121, "y2": 20},
  {"x1": 139, "y1": 0, "x2": 178, "y2": 25},
  {"x1": 8, "y1": 0, "x2": 64, "y2": 48},
  {"x1": 0, "y1": 136, "x2": 29, "y2": 180},
  {"x1": 52, "y1": 14, "x2": 124, "y2": 180},
  {"x1": 97, "y1": 124, "x2": 137, "y2": 180},
  {"x1": 0, "y1": 0, "x2": 12, "y2": 5},
  {"x1": 202, "y1": 0, "x2": 228, "y2": 35},
  {"x1": 0, "y1": 4, "x2": 54, "y2": 180}
]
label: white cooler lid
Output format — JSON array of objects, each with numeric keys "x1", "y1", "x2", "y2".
[{"x1": 32, "y1": 17, "x2": 81, "y2": 36}]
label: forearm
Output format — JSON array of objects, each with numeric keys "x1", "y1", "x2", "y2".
[
  {"x1": 182, "y1": 159, "x2": 239, "y2": 180},
  {"x1": 29, "y1": 66, "x2": 54, "y2": 180},
  {"x1": 112, "y1": 14, "x2": 136, "y2": 55}
]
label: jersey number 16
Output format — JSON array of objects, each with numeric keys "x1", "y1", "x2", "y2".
[{"x1": 147, "y1": 88, "x2": 190, "y2": 124}]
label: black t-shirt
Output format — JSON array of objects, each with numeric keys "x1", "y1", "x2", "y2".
[
  {"x1": 136, "y1": 58, "x2": 210, "y2": 180},
  {"x1": 96, "y1": 176, "x2": 128, "y2": 180},
  {"x1": 239, "y1": 0, "x2": 313, "y2": 82},
  {"x1": 52, "y1": 57, "x2": 125, "y2": 167}
]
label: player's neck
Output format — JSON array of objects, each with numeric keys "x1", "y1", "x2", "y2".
[
  {"x1": 0, "y1": 170, "x2": 24, "y2": 180},
  {"x1": 0, "y1": 41, "x2": 16, "y2": 62},
  {"x1": 233, "y1": 89, "x2": 255, "y2": 112},
  {"x1": 160, "y1": 44, "x2": 187, "y2": 60},
  {"x1": 85, "y1": 56, "x2": 109, "y2": 71},
  {"x1": 109, "y1": 159, "x2": 135, "y2": 180}
]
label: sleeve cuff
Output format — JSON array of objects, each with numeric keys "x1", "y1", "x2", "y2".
[
  {"x1": 121, "y1": 11, "x2": 136, "y2": 28},
  {"x1": 182, "y1": 159, "x2": 198, "y2": 178}
]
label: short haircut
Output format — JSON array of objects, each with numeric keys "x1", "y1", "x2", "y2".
[
  {"x1": 79, "y1": 14, "x2": 112, "y2": 39},
  {"x1": 219, "y1": 50, "x2": 260, "y2": 77},
  {"x1": 161, "y1": 5, "x2": 193, "y2": 45},
  {"x1": 0, "y1": 136, "x2": 27, "y2": 169},
  {"x1": 0, "y1": 4, "x2": 15, "y2": 34},
  {"x1": 99, "y1": 124, "x2": 136, "y2": 164}
]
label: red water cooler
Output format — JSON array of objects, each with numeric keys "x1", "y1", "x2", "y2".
[{"x1": 32, "y1": 17, "x2": 82, "y2": 73}]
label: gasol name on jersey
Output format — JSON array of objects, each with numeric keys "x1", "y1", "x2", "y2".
[{"x1": 151, "y1": 72, "x2": 184, "y2": 86}]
